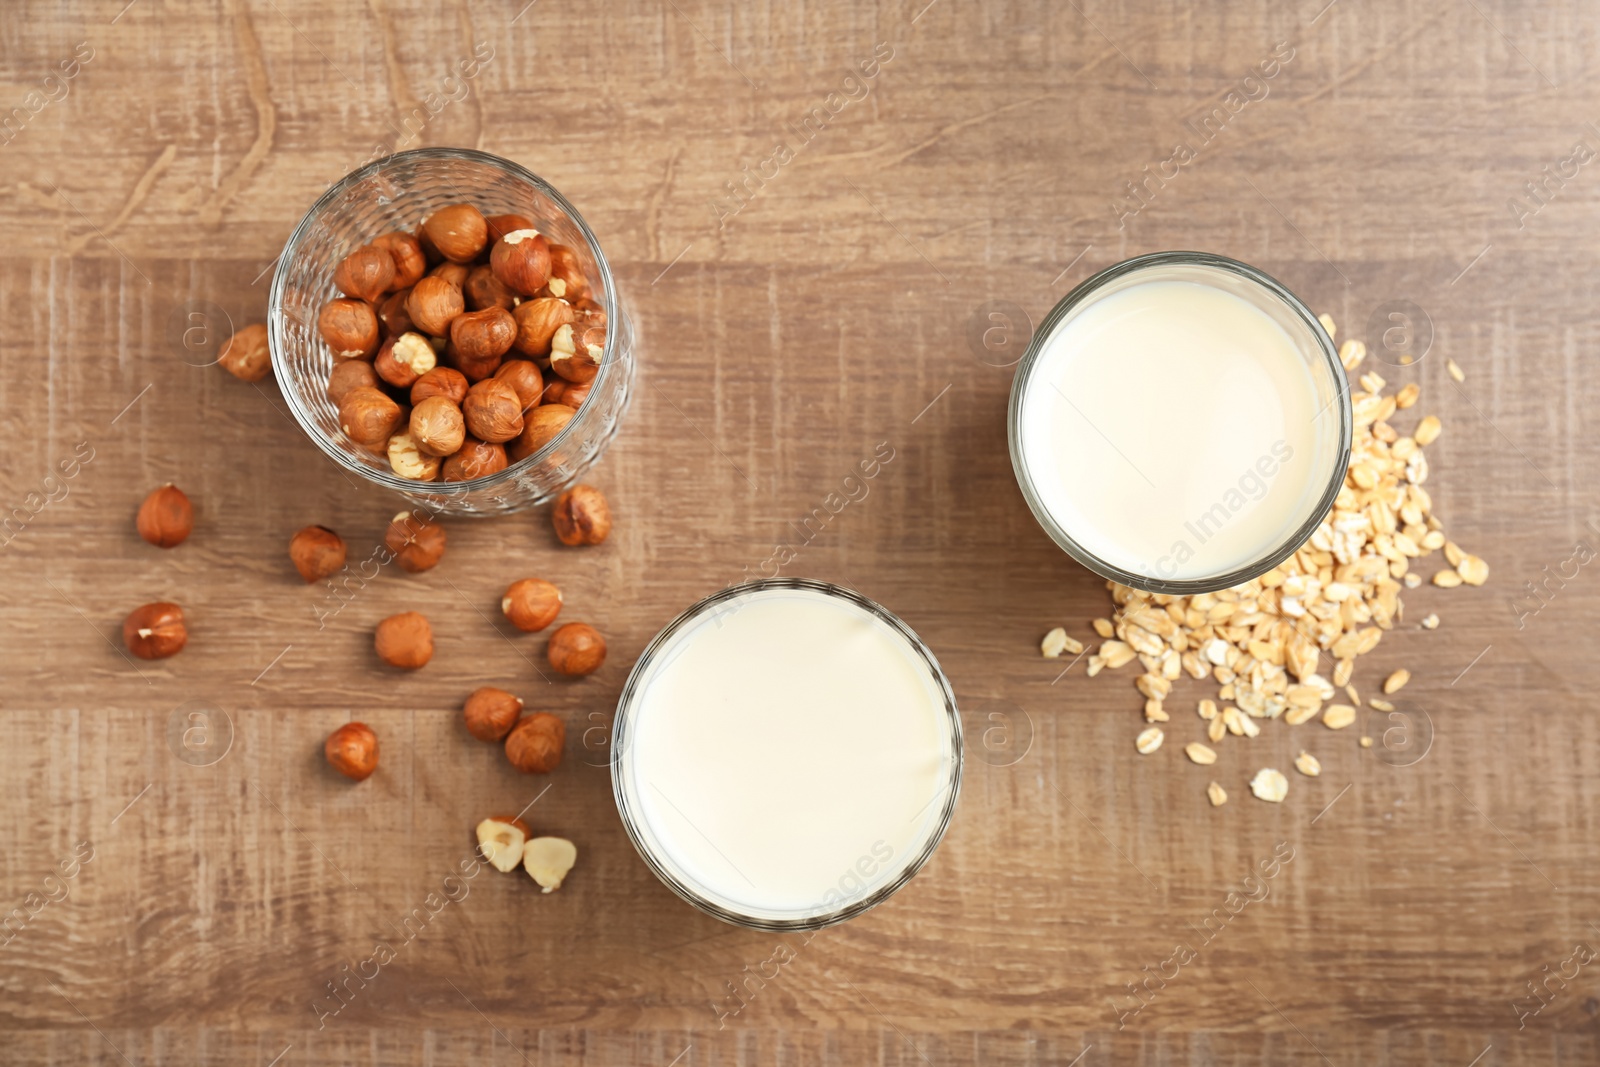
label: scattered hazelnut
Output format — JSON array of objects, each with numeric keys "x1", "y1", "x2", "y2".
[
  {"x1": 464, "y1": 686, "x2": 524, "y2": 742},
  {"x1": 387, "y1": 431, "x2": 441, "y2": 481},
  {"x1": 465, "y1": 264, "x2": 519, "y2": 311},
  {"x1": 383, "y1": 510, "x2": 447, "y2": 573},
  {"x1": 493, "y1": 358, "x2": 544, "y2": 415},
  {"x1": 327, "y1": 359, "x2": 380, "y2": 405},
  {"x1": 552, "y1": 485, "x2": 611, "y2": 546},
  {"x1": 549, "y1": 323, "x2": 600, "y2": 383},
  {"x1": 501, "y1": 577, "x2": 562, "y2": 632},
  {"x1": 485, "y1": 213, "x2": 536, "y2": 242},
  {"x1": 462, "y1": 378, "x2": 525, "y2": 444},
  {"x1": 547, "y1": 622, "x2": 605, "y2": 676},
  {"x1": 511, "y1": 296, "x2": 574, "y2": 357},
  {"x1": 375, "y1": 332, "x2": 438, "y2": 389},
  {"x1": 475, "y1": 816, "x2": 530, "y2": 873},
  {"x1": 318, "y1": 298, "x2": 380, "y2": 360},
  {"x1": 429, "y1": 260, "x2": 471, "y2": 289},
  {"x1": 372, "y1": 231, "x2": 427, "y2": 289},
  {"x1": 409, "y1": 395, "x2": 466, "y2": 457},
  {"x1": 422, "y1": 203, "x2": 488, "y2": 263},
  {"x1": 136, "y1": 484, "x2": 193, "y2": 548},
  {"x1": 410, "y1": 366, "x2": 469, "y2": 406},
  {"x1": 523, "y1": 836, "x2": 577, "y2": 893},
  {"x1": 376, "y1": 288, "x2": 414, "y2": 337},
  {"x1": 123, "y1": 602, "x2": 187, "y2": 659},
  {"x1": 218, "y1": 322, "x2": 271, "y2": 382},
  {"x1": 338, "y1": 386, "x2": 403, "y2": 446},
  {"x1": 450, "y1": 306, "x2": 517, "y2": 372},
  {"x1": 325, "y1": 722, "x2": 379, "y2": 781},
  {"x1": 375, "y1": 611, "x2": 433, "y2": 669},
  {"x1": 508, "y1": 404, "x2": 574, "y2": 461},
  {"x1": 504, "y1": 712, "x2": 565, "y2": 773},
  {"x1": 289, "y1": 525, "x2": 346, "y2": 582},
  {"x1": 407, "y1": 275, "x2": 464, "y2": 336},
  {"x1": 545, "y1": 244, "x2": 590, "y2": 302},
  {"x1": 441, "y1": 438, "x2": 508, "y2": 482},
  {"x1": 334, "y1": 243, "x2": 396, "y2": 303},
  {"x1": 490, "y1": 229, "x2": 552, "y2": 296}
]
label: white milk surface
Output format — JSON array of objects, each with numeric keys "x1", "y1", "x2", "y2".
[
  {"x1": 1020, "y1": 277, "x2": 1329, "y2": 582},
  {"x1": 621, "y1": 588, "x2": 951, "y2": 916}
]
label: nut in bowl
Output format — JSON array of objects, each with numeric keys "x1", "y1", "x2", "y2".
[{"x1": 269, "y1": 149, "x2": 635, "y2": 515}]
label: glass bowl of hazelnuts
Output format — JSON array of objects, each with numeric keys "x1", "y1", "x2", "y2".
[{"x1": 268, "y1": 147, "x2": 634, "y2": 514}]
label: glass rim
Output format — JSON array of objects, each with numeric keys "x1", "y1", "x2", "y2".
[
  {"x1": 610, "y1": 577, "x2": 964, "y2": 932},
  {"x1": 1007, "y1": 250, "x2": 1354, "y2": 596},
  {"x1": 267, "y1": 146, "x2": 621, "y2": 498}
]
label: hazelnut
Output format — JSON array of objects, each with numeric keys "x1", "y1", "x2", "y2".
[
  {"x1": 414, "y1": 223, "x2": 443, "y2": 264},
  {"x1": 476, "y1": 816, "x2": 530, "y2": 872},
  {"x1": 136, "y1": 484, "x2": 193, "y2": 548},
  {"x1": 376, "y1": 288, "x2": 414, "y2": 337},
  {"x1": 462, "y1": 378, "x2": 524, "y2": 444},
  {"x1": 289, "y1": 525, "x2": 346, "y2": 582},
  {"x1": 325, "y1": 721, "x2": 379, "y2": 781},
  {"x1": 490, "y1": 229, "x2": 552, "y2": 296},
  {"x1": 523, "y1": 836, "x2": 577, "y2": 893},
  {"x1": 485, "y1": 213, "x2": 536, "y2": 242},
  {"x1": 508, "y1": 404, "x2": 575, "y2": 461},
  {"x1": 334, "y1": 243, "x2": 396, "y2": 303},
  {"x1": 327, "y1": 359, "x2": 380, "y2": 405},
  {"x1": 422, "y1": 203, "x2": 488, "y2": 263},
  {"x1": 375, "y1": 332, "x2": 438, "y2": 389},
  {"x1": 446, "y1": 339, "x2": 503, "y2": 384},
  {"x1": 387, "y1": 431, "x2": 441, "y2": 481},
  {"x1": 502, "y1": 577, "x2": 562, "y2": 632},
  {"x1": 572, "y1": 297, "x2": 607, "y2": 329},
  {"x1": 543, "y1": 378, "x2": 591, "y2": 408},
  {"x1": 549, "y1": 323, "x2": 601, "y2": 383},
  {"x1": 450, "y1": 306, "x2": 517, "y2": 369},
  {"x1": 218, "y1": 322, "x2": 271, "y2": 382},
  {"x1": 407, "y1": 276, "x2": 464, "y2": 336},
  {"x1": 383, "y1": 510, "x2": 446, "y2": 572},
  {"x1": 547, "y1": 622, "x2": 605, "y2": 676},
  {"x1": 504, "y1": 712, "x2": 565, "y2": 773},
  {"x1": 464, "y1": 265, "x2": 519, "y2": 311},
  {"x1": 493, "y1": 359, "x2": 544, "y2": 415},
  {"x1": 429, "y1": 260, "x2": 471, "y2": 289},
  {"x1": 464, "y1": 686, "x2": 523, "y2": 742},
  {"x1": 123, "y1": 602, "x2": 186, "y2": 659},
  {"x1": 546, "y1": 244, "x2": 590, "y2": 301},
  {"x1": 511, "y1": 296, "x2": 574, "y2": 357},
  {"x1": 410, "y1": 395, "x2": 466, "y2": 457},
  {"x1": 375, "y1": 611, "x2": 433, "y2": 669},
  {"x1": 552, "y1": 485, "x2": 611, "y2": 546},
  {"x1": 410, "y1": 366, "x2": 469, "y2": 406},
  {"x1": 318, "y1": 298, "x2": 380, "y2": 360},
  {"x1": 372, "y1": 231, "x2": 427, "y2": 289},
  {"x1": 441, "y1": 438, "x2": 507, "y2": 482},
  {"x1": 338, "y1": 386, "x2": 403, "y2": 446}
]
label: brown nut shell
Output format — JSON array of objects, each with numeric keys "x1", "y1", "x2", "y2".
[
  {"x1": 327, "y1": 359, "x2": 380, "y2": 405},
  {"x1": 511, "y1": 297, "x2": 574, "y2": 357},
  {"x1": 490, "y1": 230, "x2": 552, "y2": 296},
  {"x1": 137, "y1": 484, "x2": 193, "y2": 548},
  {"x1": 462, "y1": 378, "x2": 525, "y2": 444},
  {"x1": 422, "y1": 203, "x2": 488, "y2": 263},
  {"x1": 289, "y1": 525, "x2": 346, "y2": 582},
  {"x1": 123, "y1": 602, "x2": 187, "y2": 659},
  {"x1": 504, "y1": 712, "x2": 565, "y2": 773},
  {"x1": 552, "y1": 485, "x2": 611, "y2": 546},
  {"x1": 410, "y1": 395, "x2": 467, "y2": 457},
  {"x1": 501, "y1": 577, "x2": 562, "y2": 632},
  {"x1": 508, "y1": 404, "x2": 575, "y2": 461},
  {"x1": 334, "y1": 244, "x2": 397, "y2": 303},
  {"x1": 325, "y1": 722, "x2": 379, "y2": 781},
  {"x1": 383, "y1": 510, "x2": 446, "y2": 572},
  {"x1": 375, "y1": 611, "x2": 433, "y2": 669},
  {"x1": 372, "y1": 231, "x2": 427, "y2": 289},
  {"x1": 464, "y1": 687, "x2": 524, "y2": 742},
  {"x1": 319, "y1": 298, "x2": 380, "y2": 360},
  {"x1": 547, "y1": 623, "x2": 605, "y2": 676},
  {"x1": 218, "y1": 323, "x2": 271, "y2": 382},
  {"x1": 410, "y1": 366, "x2": 469, "y2": 406},
  {"x1": 407, "y1": 276, "x2": 465, "y2": 336},
  {"x1": 338, "y1": 386, "x2": 403, "y2": 445},
  {"x1": 440, "y1": 438, "x2": 508, "y2": 482}
]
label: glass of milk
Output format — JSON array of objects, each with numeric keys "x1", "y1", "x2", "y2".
[
  {"x1": 612, "y1": 579, "x2": 962, "y2": 930},
  {"x1": 1009, "y1": 251, "x2": 1352, "y2": 594}
]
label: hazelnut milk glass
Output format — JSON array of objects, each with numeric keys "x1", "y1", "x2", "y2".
[
  {"x1": 1009, "y1": 252, "x2": 1352, "y2": 594},
  {"x1": 612, "y1": 580, "x2": 961, "y2": 930}
]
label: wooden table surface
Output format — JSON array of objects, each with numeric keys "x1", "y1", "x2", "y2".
[{"x1": 3, "y1": 0, "x2": 1599, "y2": 1063}]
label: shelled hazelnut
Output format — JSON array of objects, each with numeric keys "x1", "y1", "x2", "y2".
[
  {"x1": 545, "y1": 244, "x2": 590, "y2": 302},
  {"x1": 490, "y1": 229, "x2": 552, "y2": 295},
  {"x1": 441, "y1": 439, "x2": 507, "y2": 481},
  {"x1": 372, "y1": 231, "x2": 427, "y2": 289},
  {"x1": 511, "y1": 297, "x2": 573, "y2": 358},
  {"x1": 450, "y1": 307, "x2": 516, "y2": 381},
  {"x1": 218, "y1": 323, "x2": 271, "y2": 382},
  {"x1": 423, "y1": 203, "x2": 488, "y2": 263},
  {"x1": 388, "y1": 432, "x2": 441, "y2": 481},
  {"x1": 339, "y1": 387, "x2": 403, "y2": 446},
  {"x1": 136, "y1": 484, "x2": 193, "y2": 548},
  {"x1": 375, "y1": 332, "x2": 437, "y2": 388},
  {"x1": 476, "y1": 816, "x2": 529, "y2": 872},
  {"x1": 334, "y1": 244, "x2": 396, "y2": 303},
  {"x1": 505, "y1": 712, "x2": 565, "y2": 773},
  {"x1": 407, "y1": 276, "x2": 464, "y2": 337},
  {"x1": 289, "y1": 525, "x2": 346, "y2": 582},
  {"x1": 327, "y1": 359, "x2": 380, "y2": 405},
  {"x1": 549, "y1": 324, "x2": 600, "y2": 384},
  {"x1": 384, "y1": 510, "x2": 446, "y2": 572},
  {"x1": 464, "y1": 687, "x2": 524, "y2": 742},
  {"x1": 410, "y1": 366, "x2": 468, "y2": 406},
  {"x1": 376, "y1": 288, "x2": 414, "y2": 337},
  {"x1": 552, "y1": 485, "x2": 610, "y2": 546},
  {"x1": 542, "y1": 379, "x2": 591, "y2": 408},
  {"x1": 375, "y1": 611, "x2": 433, "y2": 669},
  {"x1": 494, "y1": 359, "x2": 545, "y2": 415},
  {"x1": 465, "y1": 265, "x2": 518, "y2": 311},
  {"x1": 319, "y1": 298, "x2": 380, "y2": 360},
  {"x1": 123, "y1": 602, "x2": 187, "y2": 659},
  {"x1": 502, "y1": 577, "x2": 562, "y2": 632},
  {"x1": 547, "y1": 622, "x2": 605, "y2": 676},
  {"x1": 410, "y1": 396, "x2": 466, "y2": 457},
  {"x1": 462, "y1": 379, "x2": 524, "y2": 443},
  {"x1": 509, "y1": 404, "x2": 574, "y2": 461},
  {"x1": 326, "y1": 722, "x2": 379, "y2": 781},
  {"x1": 485, "y1": 213, "x2": 536, "y2": 242}
]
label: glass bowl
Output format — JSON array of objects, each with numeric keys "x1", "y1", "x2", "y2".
[{"x1": 268, "y1": 148, "x2": 634, "y2": 515}]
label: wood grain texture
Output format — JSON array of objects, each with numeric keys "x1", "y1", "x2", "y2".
[{"x1": 2, "y1": 0, "x2": 1599, "y2": 1063}]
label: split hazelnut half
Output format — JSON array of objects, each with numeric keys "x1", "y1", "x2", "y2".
[
  {"x1": 523, "y1": 836, "x2": 577, "y2": 893},
  {"x1": 289, "y1": 525, "x2": 346, "y2": 582},
  {"x1": 374, "y1": 611, "x2": 433, "y2": 669},
  {"x1": 387, "y1": 431, "x2": 442, "y2": 481},
  {"x1": 136, "y1": 484, "x2": 193, "y2": 548},
  {"x1": 475, "y1": 816, "x2": 529, "y2": 873}
]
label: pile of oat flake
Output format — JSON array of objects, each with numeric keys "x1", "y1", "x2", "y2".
[{"x1": 1039, "y1": 315, "x2": 1489, "y2": 808}]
